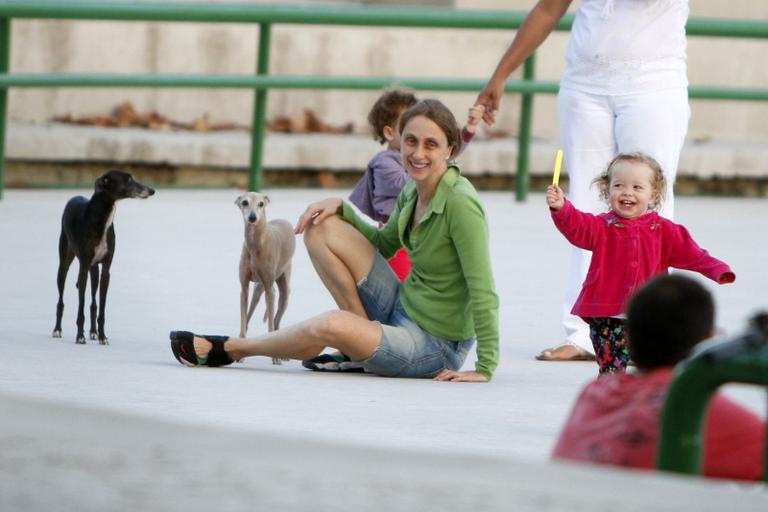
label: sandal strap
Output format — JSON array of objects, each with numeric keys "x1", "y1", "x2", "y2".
[
  {"x1": 170, "y1": 331, "x2": 233, "y2": 367},
  {"x1": 202, "y1": 334, "x2": 233, "y2": 367}
]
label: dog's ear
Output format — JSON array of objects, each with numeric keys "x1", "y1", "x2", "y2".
[
  {"x1": 96, "y1": 175, "x2": 109, "y2": 191},
  {"x1": 263, "y1": 195, "x2": 270, "y2": 206}
]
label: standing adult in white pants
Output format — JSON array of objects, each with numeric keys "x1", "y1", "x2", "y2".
[{"x1": 476, "y1": 0, "x2": 690, "y2": 360}]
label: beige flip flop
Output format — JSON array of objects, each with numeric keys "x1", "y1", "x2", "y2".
[{"x1": 536, "y1": 344, "x2": 595, "y2": 362}]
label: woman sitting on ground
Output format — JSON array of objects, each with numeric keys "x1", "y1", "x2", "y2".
[{"x1": 170, "y1": 99, "x2": 500, "y2": 382}]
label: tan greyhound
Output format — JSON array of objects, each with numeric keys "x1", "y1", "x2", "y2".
[{"x1": 235, "y1": 192, "x2": 296, "y2": 364}]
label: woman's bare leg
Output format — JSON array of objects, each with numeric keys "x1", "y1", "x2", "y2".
[
  {"x1": 193, "y1": 310, "x2": 382, "y2": 362},
  {"x1": 303, "y1": 215, "x2": 376, "y2": 318}
]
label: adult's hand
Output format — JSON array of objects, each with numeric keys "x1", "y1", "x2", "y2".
[
  {"x1": 434, "y1": 369, "x2": 489, "y2": 383},
  {"x1": 294, "y1": 197, "x2": 343, "y2": 234},
  {"x1": 475, "y1": 78, "x2": 505, "y2": 126}
]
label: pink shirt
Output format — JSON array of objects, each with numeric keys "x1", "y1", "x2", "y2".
[
  {"x1": 551, "y1": 200, "x2": 735, "y2": 318},
  {"x1": 552, "y1": 368, "x2": 765, "y2": 481}
]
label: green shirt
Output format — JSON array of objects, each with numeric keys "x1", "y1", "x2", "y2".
[{"x1": 341, "y1": 166, "x2": 500, "y2": 379}]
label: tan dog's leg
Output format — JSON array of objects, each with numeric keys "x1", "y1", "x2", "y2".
[
  {"x1": 239, "y1": 256, "x2": 251, "y2": 338},
  {"x1": 247, "y1": 281, "x2": 264, "y2": 329},
  {"x1": 263, "y1": 282, "x2": 282, "y2": 365},
  {"x1": 274, "y1": 265, "x2": 291, "y2": 330}
]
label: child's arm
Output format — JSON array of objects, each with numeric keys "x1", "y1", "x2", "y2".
[
  {"x1": 457, "y1": 104, "x2": 485, "y2": 154},
  {"x1": 370, "y1": 151, "x2": 408, "y2": 222},
  {"x1": 550, "y1": 198, "x2": 601, "y2": 251},
  {"x1": 665, "y1": 222, "x2": 736, "y2": 284},
  {"x1": 547, "y1": 184, "x2": 565, "y2": 210}
]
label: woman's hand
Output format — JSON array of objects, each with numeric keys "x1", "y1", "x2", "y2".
[
  {"x1": 475, "y1": 77, "x2": 505, "y2": 126},
  {"x1": 546, "y1": 185, "x2": 565, "y2": 210},
  {"x1": 434, "y1": 369, "x2": 489, "y2": 383},
  {"x1": 295, "y1": 198, "x2": 343, "y2": 234}
]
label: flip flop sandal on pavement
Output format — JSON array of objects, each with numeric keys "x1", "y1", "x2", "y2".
[
  {"x1": 170, "y1": 330, "x2": 233, "y2": 367},
  {"x1": 302, "y1": 352, "x2": 365, "y2": 372},
  {"x1": 535, "y1": 344, "x2": 596, "y2": 362}
]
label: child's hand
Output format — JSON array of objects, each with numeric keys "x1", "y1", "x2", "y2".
[
  {"x1": 546, "y1": 185, "x2": 565, "y2": 210},
  {"x1": 465, "y1": 104, "x2": 485, "y2": 133}
]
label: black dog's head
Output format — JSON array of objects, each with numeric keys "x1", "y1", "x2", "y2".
[{"x1": 95, "y1": 170, "x2": 155, "y2": 200}]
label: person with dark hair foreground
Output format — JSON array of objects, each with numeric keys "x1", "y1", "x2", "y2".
[{"x1": 552, "y1": 274, "x2": 765, "y2": 481}]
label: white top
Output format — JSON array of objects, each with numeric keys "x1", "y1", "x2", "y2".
[{"x1": 560, "y1": 0, "x2": 689, "y2": 95}]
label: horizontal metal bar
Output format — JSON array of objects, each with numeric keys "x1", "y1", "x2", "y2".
[
  {"x1": 2, "y1": 73, "x2": 766, "y2": 101},
  {"x1": 688, "y1": 85, "x2": 768, "y2": 101},
  {"x1": 0, "y1": 73, "x2": 560, "y2": 93},
  {"x1": 0, "y1": 1, "x2": 766, "y2": 38},
  {"x1": 686, "y1": 18, "x2": 768, "y2": 39},
  {"x1": 0, "y1": 1, "x2": 554, "y2": 30}
]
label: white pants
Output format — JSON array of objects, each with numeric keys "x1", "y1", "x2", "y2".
[{"x1": 556, "y1": 86, "x2": 690, "y2": 353}]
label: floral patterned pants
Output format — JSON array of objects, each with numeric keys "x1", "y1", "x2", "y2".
[{"x1": 587, "y1": 317, "x2": 630, "y2": 374}]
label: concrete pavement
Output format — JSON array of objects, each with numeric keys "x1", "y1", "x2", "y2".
[{"x1": 0, "y1": 188, "x2": 765, "y2": 510}]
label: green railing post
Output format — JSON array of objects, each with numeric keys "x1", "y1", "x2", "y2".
[
  {"x1": 0, "y1": 17, "x2": 10, "y2": 200},
  {"x1": 657, "y1": 320, "x2": 768, "y2": 481},
  {"x1": 249, "y1": 22, "x2": 271, "y2": 192},
  {"x1": 515, "y1": 54, "x2": 535, "y2": 202}
]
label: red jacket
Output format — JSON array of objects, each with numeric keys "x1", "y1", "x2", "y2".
[
  {"x1": 551, "y1": 200, "x2": 735, "y2": 318},
  {"x1": 552, "y1": 368, "x2": 765, "y2": 481}
]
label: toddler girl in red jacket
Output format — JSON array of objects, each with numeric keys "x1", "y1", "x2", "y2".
[{"x1": 546, "y1": 152, "x2": 735, "y2": 374}]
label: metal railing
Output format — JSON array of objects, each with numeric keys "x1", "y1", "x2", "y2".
[
  {"x1": 1, "y1": 1, "x2": 767, "y2": 200},
  {"x1": 657, "y1": 313, "x2": 768, "y2": 481}
]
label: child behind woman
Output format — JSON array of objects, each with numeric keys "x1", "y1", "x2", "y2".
[
  {"x1": 349, "y1": 87, "x2": 484, "y2": 280},
  {"x1": 546, "y1": 152, "x2": 735, "y2": 375}
]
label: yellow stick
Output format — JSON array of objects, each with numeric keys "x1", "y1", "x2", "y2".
[{"x1": 552, "y1": 149, "x2": 563, "y2": 186}]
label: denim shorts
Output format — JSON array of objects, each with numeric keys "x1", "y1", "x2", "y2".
[{"x1": 358, "y1": 253, "x2": 475, "y2": 378}]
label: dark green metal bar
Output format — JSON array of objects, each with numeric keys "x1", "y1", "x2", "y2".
[
  {"x1": 0, "y1": 1, "x2": 540, "y2": 30},
  {"x1": 0, "y1": 73, "x2": 559, "y2": 93},
  {"x1": 686, "y1": 18, "x2": 768, "y2": 39},
  {"x1": 688, "y1": 85, "x2": 768, "y2": 101},
  {"x1": 515, "y1": 55, "x2": 536, "y2": 202},
  {"x1": 658, "y1": 336, "x2": 768, "y2": 480},
  {"x1": 3, "y1": 74, "x2": 767, "y2": 102},
  {"x1": 0, "y1": 17, "x2": 9, "y2": 200},
  {"x1": 249, "y1": 22, "x2": 271, "y2": 192},
  {"x1": 0, "y1": 1, "x2": 766, "y2": 40}
]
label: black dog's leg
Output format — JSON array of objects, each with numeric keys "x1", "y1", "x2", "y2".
[
  {"x1": 89, "y1": 265, "x2": 100, "y2": 340},
  {"x1": 53, "y1": 231, "x2": 75, "y2": 338},
  {"x1": 75, "y1": 260, "x2": 89, "y2": 344},
  {"x1": 97, "y1": 227, "x2": 115, "y2": 345}
]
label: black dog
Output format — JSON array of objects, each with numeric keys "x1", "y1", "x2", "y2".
[{"x1": 53, "y1": 170, "x2": 155, "y2": 344}]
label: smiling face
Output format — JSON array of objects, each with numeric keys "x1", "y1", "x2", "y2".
[
  {"x1": 608, "y1": 160, "x2": 659, "y2": 220},
  {"x1": 400, "y1": 114, "x2": 453, "y2": 188}
]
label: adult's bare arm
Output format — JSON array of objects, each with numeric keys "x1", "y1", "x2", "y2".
[{"x1": 476, "y1": 0, "x2": 572, "y2": 125}]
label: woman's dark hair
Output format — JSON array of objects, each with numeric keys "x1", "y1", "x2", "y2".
[
  {"x1": 367, "y1": 87, "x2": 417, "y2": 144},
  {"x1": 398, "y1": 99, "x2": 462, "y2": 158},
  {"x1": 626, "y1": 274, "x2": 715, "y2": 370}
]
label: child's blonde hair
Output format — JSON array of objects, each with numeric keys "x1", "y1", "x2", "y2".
[
  {"x1": 592, "y1": 152, "x2": 667, "y2": 211},
  {"x1": 367, "y1": 87, "x2": 417, "y2": 145}
]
